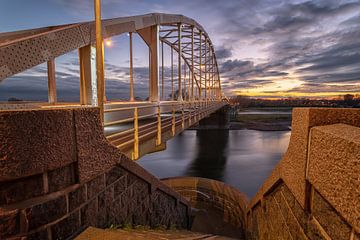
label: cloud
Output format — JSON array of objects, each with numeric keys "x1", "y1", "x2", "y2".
[
  {"x1": 215, "y1": 46, "x2": 233, "y2": 60},
  {"x1": 2, "y1": 0, "x2": 360, "y2": 98}
]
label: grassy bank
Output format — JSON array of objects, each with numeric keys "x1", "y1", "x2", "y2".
[{"x1": 230, "y1": 107, "x2": 292, "y2": 131}]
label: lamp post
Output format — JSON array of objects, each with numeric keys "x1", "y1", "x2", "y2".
[{"x1": 94, "y1": 0, "x2": 105, "y2": 123}]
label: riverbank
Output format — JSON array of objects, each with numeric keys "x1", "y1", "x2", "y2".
[
  {"x1": 230, "y1": 121, "x2": 291, "y2": 131},
  {"x1": 231, "y1": 107, "x2": 292, "y2": 131}
]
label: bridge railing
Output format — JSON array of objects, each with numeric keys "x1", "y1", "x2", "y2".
[{"x1": 103, "y1": 100, "x2": 224, "y2": 160}]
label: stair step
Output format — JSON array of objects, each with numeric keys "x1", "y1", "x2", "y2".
[{"x1": 75, "y1": 227, "x2": 237, "y2": 240}]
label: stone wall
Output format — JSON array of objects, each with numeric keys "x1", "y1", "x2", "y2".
[
  {"x1": 247, "y1": 108, "x2": 360, "y2": 240},
  {"x1": 0, "y1": 108, "x2": 191, "y2": 240}
]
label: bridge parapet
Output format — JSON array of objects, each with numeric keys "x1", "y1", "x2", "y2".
[
  {"x1": 0, "y1": 107, "x2": 192, "y2": 239},
  {"x1": 247, "y1": 108, "x2": 360, "y2": 239}
]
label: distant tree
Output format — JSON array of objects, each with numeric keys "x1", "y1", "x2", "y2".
[
  {"x1": 344, "y1": 94, "x2": 354, "y2": 106},
  {"x1": 344, "y1": 94, "x2": 354, "y2": 101},
  {"x1": 8, "y1": 97, "x2": 23, "y2": 102},
  {"x1": 229, "y1": 95, "x2": 251, "y2": 108},
  {"x1": 134, "y1": 96, "x2": 142, "y2": 101}
]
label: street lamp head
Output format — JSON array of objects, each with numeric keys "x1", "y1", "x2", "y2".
[{"x1": 105, "y1": 39, "x2": 112, "y2": 47}]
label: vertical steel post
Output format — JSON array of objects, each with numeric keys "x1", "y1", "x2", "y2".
[
  {"x1": 172, "y1": 105, "x2": 176, "y2": 136},
  {"x1": 211, "y1": 51, "x2": 213, "y2": 100},
  {"x1": 184, "y1": 63, "x2": 186, "y2": 100},
  {"x1": 132, "y1": 107, "x2": 139, "y2": 160},
  {"x1": 47, "y1": 59, "x2": 57, "y2": 104},
  {"x1": 188, "y1": 66, "x2": 190, "y2": 101},
  {"x1": 177, "y1": 23, "x2": 183, "y2": 101},
  {"x1": 138, "y1": 25, "x2": 160, "y2": 102},
  {"x1": 199, "y1": 31, "x2": 202, "y2": 99},
  {"x1": 156, "y1": 105, "x2": 162, "y2": 145},
  {"x1": 129, "y1": 32, "x2": 134, "y2": 101},
  {"x1": 161, "y1": 41, "x2": 164, "y2": 100},
  {"x1": 171, "y1": 47, "x2": 174, "y2": 101},
  {"x1": 204, "y1": 38, "x2": 207, "y2": 101},
  {"x1": 191, "y1": 26, "x2": 194, "y2": 101},
  {"x1": 79, "y1": 45, "x2": 98, "y2": 105},
  {"x1": 181, "y1": 103, "x2": 185, "y2": 129},
  {"x1": 150, "y1": 25, "x2": 160, "y2": 102},
  {"x1": 94, "y1": 0, "x2": 105, "y2": 123}
]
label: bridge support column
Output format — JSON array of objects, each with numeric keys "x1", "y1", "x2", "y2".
[
  {"x1": 129, "y1": 32, "x2": 134, "y2": 101},
  {"x1": 199, "y1": 31, "x2": 202, "y2": 99},
  {"x1": 47, "y1": 59, "x2": 57, "y2": 104},
  {"x1": 178, "y1": 23, "x2": 183, "y2": 101},
  {"x1": 79, "y1": 45, "x2": 97, "y2": 105},
  {"x1": 138, "y1": 25, "x2": 159, "y2": 102}
]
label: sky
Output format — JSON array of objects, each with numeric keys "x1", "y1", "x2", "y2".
[{"x1": 0, "y1": 0, "x2": 360, "y2": 101}]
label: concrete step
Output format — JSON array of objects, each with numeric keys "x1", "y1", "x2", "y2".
[{"x1": 75, "y1": 227, "x2": 237, "y2": 240}]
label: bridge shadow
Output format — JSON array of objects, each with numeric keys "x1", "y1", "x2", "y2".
[{"x1": 185, "y1": 129, "x2": 229, "y2": 181}]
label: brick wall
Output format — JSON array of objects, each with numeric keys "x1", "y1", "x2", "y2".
[{"x1": 0, "y1": 108, "x2": 191, "y2": 239}]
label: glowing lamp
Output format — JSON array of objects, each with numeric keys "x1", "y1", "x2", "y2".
[{"x1": 105, "y1": 39, "x2": 112, "y2": 47}]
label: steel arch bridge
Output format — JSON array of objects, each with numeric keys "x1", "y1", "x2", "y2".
[{"x1": 0, "y1": 13, "x2": 226, "y2": 160}]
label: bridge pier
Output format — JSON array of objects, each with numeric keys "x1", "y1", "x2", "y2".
[{"x1": 192, "y1": 105, "x2": 230, "y2": 130}]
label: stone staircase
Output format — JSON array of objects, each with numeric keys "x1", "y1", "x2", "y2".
[{"x1": 75, "y1": 227, "x2": 236, "y2": 240}]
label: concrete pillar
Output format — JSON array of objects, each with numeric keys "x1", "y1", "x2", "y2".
[
  {"x1": 47, "y1": 59, "x2": 57, "y2": 104},
  {"x1": 129, "y1": 32, "x2": 134, "y2": 101},
  {"x1": 79, "y1": 45, "x2": 97, "y2": 105},
  {"x1": 94, "y1": 0, "x2": 105, "y2": 121},
  {"x1": 177, "y1": 23, "x2": 183, "y2": 101},
  {"x1": 138, "y1": 25, "x2": 160, "y2": 102}
]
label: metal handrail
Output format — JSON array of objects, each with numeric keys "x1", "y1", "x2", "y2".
[{"x1": 103, "y1": 101, "x2": 225, "y2": 160}]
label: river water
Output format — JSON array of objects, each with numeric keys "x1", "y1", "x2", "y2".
[{"x1": 138, "y1": 129, "x2": 291, "y2": 198}]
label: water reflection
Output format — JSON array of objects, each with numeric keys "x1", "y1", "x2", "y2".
[
  {"x1": 138, "y1": 130, "x2": 290, "y2": 198},
  {"x1": 186, "y1": 130, "x2": 229, "y2": 180}
]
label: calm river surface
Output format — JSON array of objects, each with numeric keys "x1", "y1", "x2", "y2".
[{"x1": 138, "y1": 129, "x2": 291, "y2": 198}]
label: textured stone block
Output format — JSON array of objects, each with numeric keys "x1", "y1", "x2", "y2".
[
  {"x1": 264, "y1": 194, "x2": 293, "y2": 239},
  {"x1": 0, "y1": 109, "x2": 76, "y2": 181},
  {"x1": 97, "y1": 186, "x2": 114, "y2": 225},
  {"x1": 0, "y1": 173, "x2": 44, "y2": 205},
  {"x1": 23, "y1": 195, "x2": 67, "y2": 230},
  {"x1": 105, "y1": 165, "x2": 126, "y2": 186},
  {"x1": 86, "y1": 175, "x2": 105, "y2": 200},
  {"x1": 74, "y1": 108, "x2": 124, "y2": 183},
  {"x1": 113, "y1": 175, "x2": 127, "y2": 197},
  {"x1": 281, "y1": 184, "x2": 308, "y2": 229},
  {"x1": 48, "y1": 163, "x2": 76, "y2": 193},
  {"x1": 80, "y1": 198, "x2": 98, "y2": 227},
  {"x1": 354, "y1": 232, "x2": 360, "y2": 240},
  {"x1": 0, "y1": 209, "x2": 19, "y2": 238},
  {"x1": 308, "y1": 124, "x2": 360, "y2": 230},
  {"x1": 127, "y1": 172, "x2": 140, "y2": 187},
  {"x1": 51, "y1": 211, "x2": 80, "y2": 240},
  {"x1": 27, "y1": 229, "x2": 49, "y2": 240},
  {"x1": 312, "y1": 190, "x2": 352, "y2": 240},
  {"x1": 69, "y1": 186, "x2": 86, "y2": 212},
  {"x1": 304, "y1": 218, "x2": 328, "y2": 240},
  {"x1": 273, "y1": 188, "x2": 307, "y2": 240}
]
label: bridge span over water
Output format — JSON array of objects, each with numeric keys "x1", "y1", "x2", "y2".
[{"x1": 0, "y1": 13, "x2": 226, "y2": 159}]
